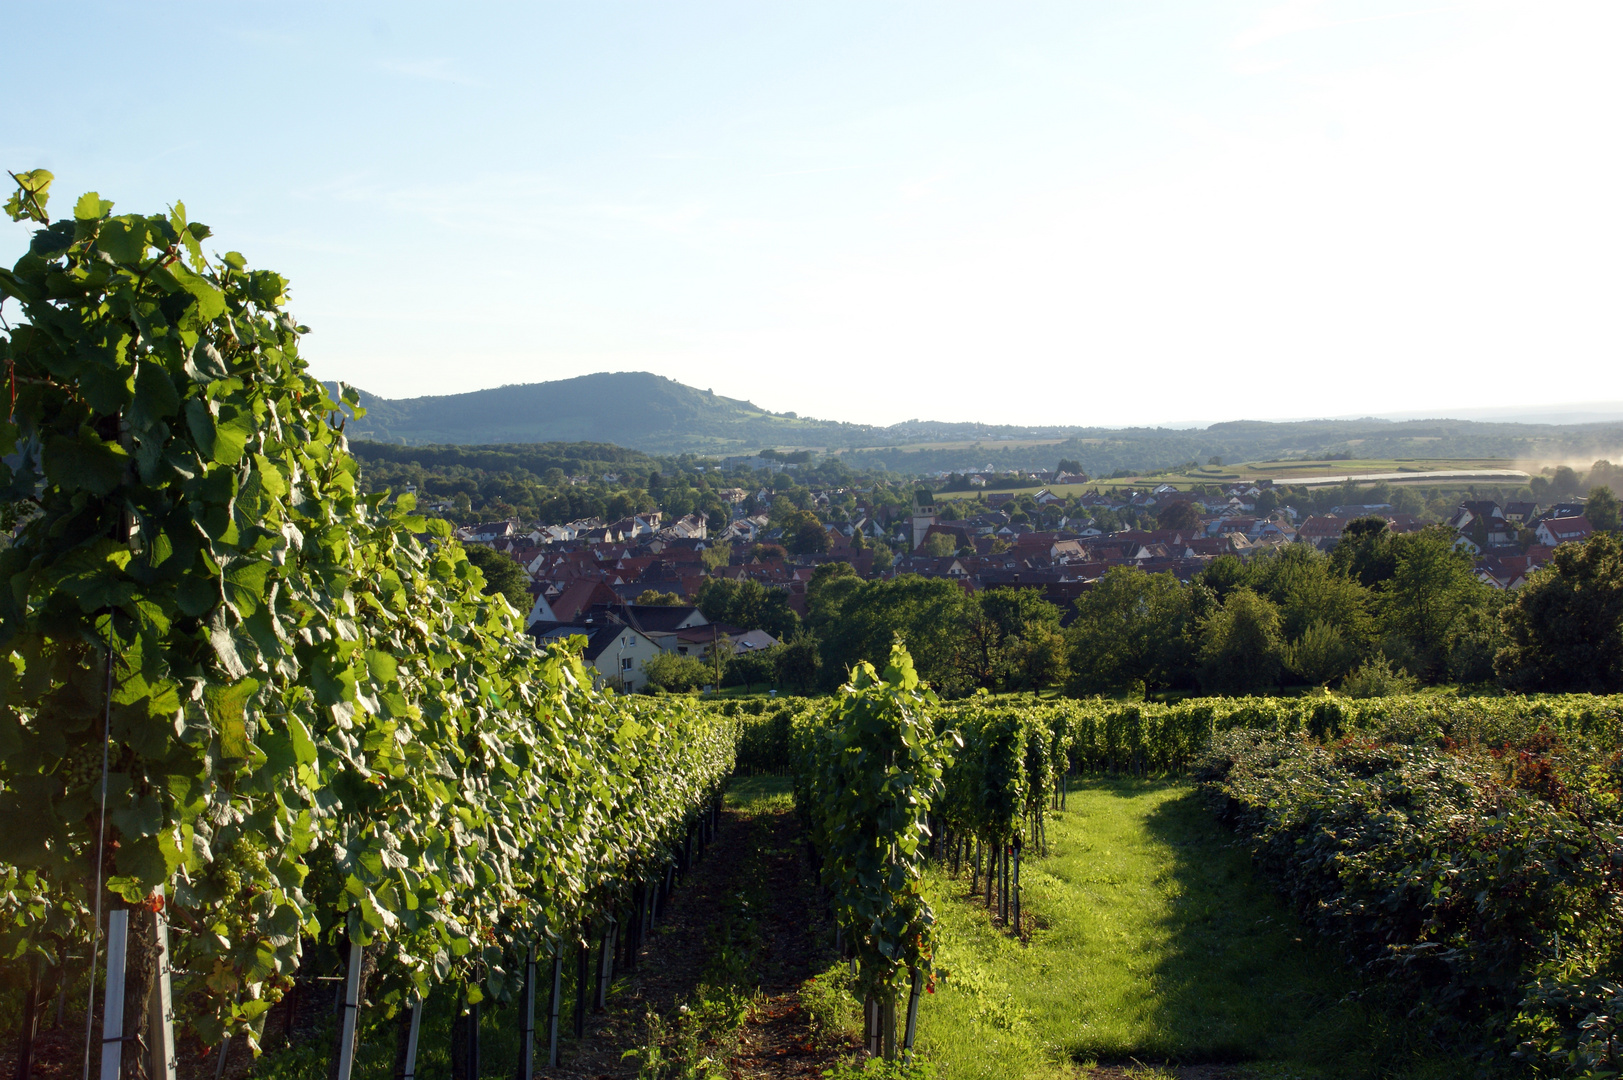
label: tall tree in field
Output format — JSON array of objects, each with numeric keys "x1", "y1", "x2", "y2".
[
  {"x1": 1156, "y1": 500, "x2": 1201, "y2": 532},
  {"x1": 1379, "y1": 526, "x2": 1489, "y2": 681},
  {"x1": 1496, "y1": 532, "x2": 1623, "y2": 692},
  {"x1": 1587, "y1": 487, "x2": 1622, "y2": 532},
  {"x1": 1065, "y1": 568, "x2": 1200, "y2": 694},
  {"x1": 461, "y1": 543, "x2": 532, "y2": 608},
  {"x1": 1198, "y1": 587, "x2": 1284, "y2": 693},
  {"x1": 816, "y1": 576, "x2": 971, "y2": 693}
]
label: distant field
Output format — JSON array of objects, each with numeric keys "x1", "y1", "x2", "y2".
[
  {"x1": 934, "y1": 458, "x2": 1527, "y2": 500},
  {"x1": 829, "y1": 437, "x2": 1074, "y2": 455}
]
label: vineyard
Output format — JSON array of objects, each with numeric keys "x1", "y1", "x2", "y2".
[{"x1": 6, "y1": 168, "x2": 1623, "y2": 1080}]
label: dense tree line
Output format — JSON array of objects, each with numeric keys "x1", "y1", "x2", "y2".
[
  {"x1": 695, "y1": 522, "x2": 1623, "y2": 699},
  {"x1": 353, "y1": 442, "x2": 919, "y2": 529}
]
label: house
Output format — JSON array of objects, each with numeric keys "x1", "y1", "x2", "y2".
[
  {"x1": 1535, "y1": 516, "x2": 1594, "y2": 546},
  {"x1": 544, "y1": 580, "x2": 621, "y2": 624},
  {"x1": 528, "y1": 619, "x2": 663, "y2": 694},
  {"x1": 1476, "y1": 554, "x2": 1538, "y2": 590},
  {"x1": 458, "y1": 519, "x2": 520, "y2": 544},
  {"x1": 1448, "y1": 501, "x2": 1515, "y2": 545},
  {"x1": 1294, "y1": 515, "x2": 1348, "y2": 550}
]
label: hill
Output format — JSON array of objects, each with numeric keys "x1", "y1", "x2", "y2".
[
  {"x1": 343, "y1": 372, "x2": 869, "y2": 455},
  {"x1": 338, "y1": 371, "x2": 1623, "y2": 476}
]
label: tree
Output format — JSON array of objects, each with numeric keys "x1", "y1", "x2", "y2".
[
  {"x1": 1379, "y1": 527, "x2": 1489, "y2": 682},
  {"x1": 1198, "y1": 588, "x2": 1284, "y2": 694},
  {"x1": 919, "y1": 532, "x2": 956, "y2": 558},
  {"x1": 694, "y1": 577, "x2": 801, "y2": 639},
  {"x1": 749, "y1": 542, "x2": 789, "y2": 561},
  {"x1": 1496, "y1": 532, "x2": 1623, "y2": 692},
  {"x1": 701, "y1": 541, "x2": 732, "y2": 572},
  {"x1": 642, "y1": 652, "x2": 712, "y2": 693},
  {"x1": 1245, "y1": 544, "x2": 1375, "y2": 666},
  {"x1": 1283, "y1": 620, "x2": 1358, "y2": 686},
  {"x1": 1156, "y1": 500, "x2": 1201, "y2": 532},
  {"x1": 817, "y1": 576, "x2": 972, "y2": 693},
  {"x1": 1005, "y1": 626, "x2": 1069, "y2": 690},
  {"x1": 1064, "y1": 569, "x2": 1200, "y2": 695},
  {"x1": 789, "y1": 518, "x2": 832, "y2": 555},
  {"x1": 1057, "y1": 458, "x2": 1083, "y2": 476},
  {"x1": 808, "y1": 562, "x2": 858, "y2": 606},
  {"x1": 1587, "y1": 487, "x2": 1621, "y2": 532},
  {"x1": 869, "y1": 540, "x2": 894, "y2": 574},
  {"x1": 776, "y1": 633, "x2": 823, "y2": 692},
  {"x1": 1550, "y1": 465, "x2": 1584, "y2": 499},
  {"x1": 1330, "y1": 517, "x2": 1397, "y2": 588},
  {"x1": 634, "y1": 589, "x2": 683, "y2": 606},
  {"x1": 955, "y1": 588, "x2": 1063, "y2": 691},
  {"x1": 725, "y1": 645, "x2": 782, "y2": 690},
  {"x1": 461, "y1": 544, "x2": 533, "y2": 609},
  {"x1": 1197, "y1": 555, "x2": 1248, "y2": 602}
]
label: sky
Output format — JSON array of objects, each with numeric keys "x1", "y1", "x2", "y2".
[{"x1": 3, "y1": 1, "x2": 1621, "y2": 429}]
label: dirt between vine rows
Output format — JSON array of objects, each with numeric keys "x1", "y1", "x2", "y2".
[
  {"x1": 270, "y1": 797, "x2": 858, "y2": 1079},
  {"x1": 555, "y1": 799, "x2": 857, "y2": 1079},
  {"x1": 3, "y1": 801, "x2": 849, "y2": 1080}
]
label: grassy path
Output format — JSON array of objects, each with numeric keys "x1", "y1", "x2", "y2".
[{"x1": 914, "y1": 778, "x2": 1452, "y2": 1080}]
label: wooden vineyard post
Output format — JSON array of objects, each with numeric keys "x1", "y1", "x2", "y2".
[
  {"x1": 1012, "y1": 836, "x2": 1022, "y2": 936},
  {"x1": 14, "y1": 956, "x2": 41, "y2": 1080},
  {"x1": 546, "y1": 946, "x2": 563, "y2": 1068},
  {"x1": 863, "y1": 997, "x2": 881, "y2": 1058},
  {"x1": 150, "y1": 900, "x2": 177, "y2": 1080},
  {"x1": 395, "y1": 994, "x2": 423, "y2": 1080},
  {"x1": 519, "y1": 946, "x2": 537, "y2": 1080},
  {"x1": 984, "y1": 839, "x2": 994, "y2": 911},
  {"x1": 902, "y1": 968, "x2": 921, "y2": 1059},
  {"x1": 333, "y1": 941, "x2": 364, "y2": 1080},
  {"x1": 574, "y1": 922, "x2": 590, "y2": 1038},
  {"x1": 594, "y1": 917, "x2": 614, "y2": 1010},
  {"x1": 99, "y1": 909, "x2": 129, "y2": 1080},
  {"x1": 993, "y1": 844, "x2": 1006, "y2": 922},
  {"x1": 880, "y1": 995, "x2": 897, "y2": 1061}
]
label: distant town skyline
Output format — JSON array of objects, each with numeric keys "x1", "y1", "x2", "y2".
[{"x1": 3, "y1": 0, "x2": 1620, "y2": 428}]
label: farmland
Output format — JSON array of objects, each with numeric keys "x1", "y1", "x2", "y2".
[{"x1": 934, "y1": 457, "x2": 1528, "y2": 499}]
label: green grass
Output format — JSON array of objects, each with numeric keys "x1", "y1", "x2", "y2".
[
  {"x1": 912, "y1": 778, "x2": 1463, "y2": 1079},
  {"x1": 725, "y1": 774, "x2": 794, "y2": 813}
]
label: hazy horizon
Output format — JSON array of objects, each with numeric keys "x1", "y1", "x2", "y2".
[{"x1": 4, "y1": 1, "x2": 1621, "y2": 427}]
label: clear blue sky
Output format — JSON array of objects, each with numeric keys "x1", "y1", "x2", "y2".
[{"x1": 3, "y1": 1, "x2": 1620, "y2": 427}]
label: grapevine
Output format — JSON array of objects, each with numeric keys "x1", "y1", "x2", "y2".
[{"x1": 0, "y1": 170, "x2": 735, "y2": 1054}]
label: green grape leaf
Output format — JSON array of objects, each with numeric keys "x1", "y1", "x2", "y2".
[
  {"x1": 131, "y1": 362, "x2": 181, "y2": 427},
  {"x1": 42, "y1": 426, "x2": 127, "y2": 496},
  {"x1": 74, "y1": 191, "x2": 112, "y2": 221},
  {"x1": 96, "y1": 215, "x2": 148, "y2": 264},
  {"x1": 224, "y1": 560, "x2": 271, "y2": 617},
  {"x1": 204, "y1": 678, "x2": 260, "y2": 761}
]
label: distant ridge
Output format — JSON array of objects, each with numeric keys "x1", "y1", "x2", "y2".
[
  {"x1": 338, "y1": 371, "x2": 1623, "y2": 476},
  {"x1": 343, "y1": 372, "x2": 867, "y2": 455}
]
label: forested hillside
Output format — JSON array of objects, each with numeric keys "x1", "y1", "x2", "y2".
[{"x1": 341, "y1": 373, "x2": 1623, "y2": 476}]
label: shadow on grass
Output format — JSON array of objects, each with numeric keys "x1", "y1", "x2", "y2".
[{"x1": 1065, "y1": 777, "x2": 1461, "y2": 1078}]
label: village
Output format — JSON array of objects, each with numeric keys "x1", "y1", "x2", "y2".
[{"x1": 456, "y1": 470, "x2": 1604, "y2": 692}]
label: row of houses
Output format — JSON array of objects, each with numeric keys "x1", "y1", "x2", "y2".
[{"x1": 462, "y1": 485, "x2": 1610, "y2": 691}]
